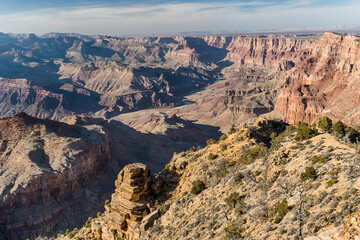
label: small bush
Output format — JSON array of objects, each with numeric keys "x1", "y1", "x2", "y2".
[
  {"x1": 238, "y1": 144, "x2": 268, "y2": 165},
  {"x1": 220, "y1": 134, "x2": 227, "y2": 141},
  {"x1": 225, "y1": 219, "x2": 244, "y2": 239},
  {"x1": 206, "y1": 138, "x2": 217, "y2": 145},
  {"x1": 326, "y1": 178, "x2": 338, "y2": 188},
  {"x1": 225, "y1": 192, "x2": 243, "y2": 209},
  {"x1": 189, "y1": 146, "x2": 197, "y2": 152},
  {"x1": 191, "y1": 180, "x2": 206, "y2": 195},
  {"x1": 274, "y1": 199, "x2": 288, "y2": 223},
  {"x1": 97, "y1": 212, "x2": 101, "y2": 217},
  {"x1": 301, "y1": 166, "x2": 317, "y2": 181},
  {"x1": 159, "y1": 204, "x2": 170, "y2": 215},
  {"x1": 228, "y1": 127, "x2": 236, "y2": 134},
  {"x1": 66, "y1": 229, "x2": 74, "y2": 238},
  {"x1": 333, "y1": 121, "x2": 346, "y2": 136},
  {"x1": 311, "y1": 155, "x2": 329, "y2": 164},
  {"x1": 220, "y1": 143, "x2": 227, "y2": 151},
  {"x1": 235, "y1": 172, "x2": 245, "y2": 183},
  {"x1": 85, "y1": 217, "x2": 92, "y2": 228},
  {"x1": 208, "y1": 153, "x2": 218, "y2": 160},
  {"x1": 317, "y1": 116, "x2": 333, "y2": 132},
  {"x1": 143, "y1": 209, "x2": 149, "y2": 217},
  {"x1": 295, "y1": 121, "x2": 316, "y2": 141},
  {"x1": 270, "y1": 125, "x2": 296, "y2": 151},
  {"x1": 216, "y1": 161, "x2": 235, "y2": 178}
]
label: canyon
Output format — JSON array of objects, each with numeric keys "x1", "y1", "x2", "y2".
[
  {"x1": 1, "y1": 31, "x2": 360, "y2": 239},
  {"x1": 1, "y1": 32, "x2": 359, "y2": 128}
]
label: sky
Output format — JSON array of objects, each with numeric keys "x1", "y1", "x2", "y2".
[{"x1": 0, "y1": 0, "x2": 359, "y2": 36}]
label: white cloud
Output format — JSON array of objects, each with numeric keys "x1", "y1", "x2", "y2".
[{"x1": 0, "y1": 1, "x2": 359, "y2": 35}]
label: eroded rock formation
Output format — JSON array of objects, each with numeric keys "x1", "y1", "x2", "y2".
[
  {"x1": 105, "y1": 163, "x2": 150, "y2": 239},
  {"x1": 73, "y1": 163, "x2": 158, "y2": 240}
]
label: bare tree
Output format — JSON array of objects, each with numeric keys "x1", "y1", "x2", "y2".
[
  {"x1": 278, "y1": 179, "x2": 296, "y2": 197},
  {"x1": 297, "y1": 185, "x2": 305, "y2": 237}
]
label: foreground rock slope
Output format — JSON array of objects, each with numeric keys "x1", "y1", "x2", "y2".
[{"x1": 58, "y1": 118, "x2": 360, "y2": 239}]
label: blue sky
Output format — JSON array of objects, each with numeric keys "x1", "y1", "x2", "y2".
[{"x1": 0, "y1": 0, "x2": 359, "y2": 35}]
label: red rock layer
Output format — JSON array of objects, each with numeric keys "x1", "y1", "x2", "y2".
[{"x1": 274, "y1": 33, "x2": 360, "y2": 124}]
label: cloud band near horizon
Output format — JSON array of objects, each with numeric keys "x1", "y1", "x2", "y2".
[{"x1": 0, "y1": 0, "x2": 359, "y2": 36}]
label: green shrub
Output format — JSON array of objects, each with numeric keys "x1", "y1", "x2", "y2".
[
  {"x1": 65, "y1": 229, "x2": 74, "y2": 238},
  {"x1": 142, "y1": 209, "x2": 149, "y2": 217},
  {"x1": 295, "y1": 121, "x2": 316, "y2": 141},
  {"x1": 189, "y1": 146, "x2": 197, "y2": 152},
  {"x1": 238, "y1": 144, "x2": 268, "y2": 165},
  {"x1": 317, "y1": 116, "x2": 333, "y2": 132},
  {"x1": 85, "y1": 217, "x2": 92, "y2": 228},
  {"x1": 191, "y1": 180, "x2": 206, "y2": 195},
  {"x1": 206, "y1": 138, "x2": 217, "y2": 145},
  {"x1": 254, "y1": 170, "x2": 261, "y2": 176},
  {"x1": 220, "y1": 143, "x2": 227, "y2": 151},
  {"x1": 327, "y1": 178, "x2": 338, "y2": 187},
  {"x1": 228, "y1": 127, "x2": 236, "y2": 134},
  {"x1": 225, "y1": 219, "x2": 244, "y2": 239},
  {"x1": 235, "y1": 172, "x2": 244, "y2": 183},
  {"x1": 208, "y1": 153, "x2": 218, "y2": 160},
  {"x1": 216, "y1": 161, "x2": 235, "y2": 178},
  {"x1": 97, "y1": 212, "x2": 101, "y2": 217},
  {"x1": 159, "y1": 204, "x2": 170, "y2": 215},
  {"x1": 311, "y1": 155, "x2": 329, "y2": 165},
  {"x1": 225, "y1": 192, "x2": 243, "y2": 209},
  {"x1": 274, "y1": 199, "x2": 288, "y2": 223},
  {"x1": 220, "y1": 134, "x2": 227, "y2": 141},
  {"x1": 301, "y1": 166, "x2": 317, "y2": 181},
  {"x1": 333, "y1": 121, "x2": 346, "y2": 136},
  {"x1": 270, "y1": 125, "x2": 296, "y2": 151}
]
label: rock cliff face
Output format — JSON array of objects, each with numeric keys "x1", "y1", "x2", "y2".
[
  {"x1": 81, "y1": 163, "x2": 152, "y2": 240},
  {"x1": 0, "y1": 112, "x2": 111, "y2": 239},
  {"x1": 274, "y1": 33, "x2": 360, "y2": 124},
  {"x1": 203, "y1": 35, "x2": 314, "y2": 67}
]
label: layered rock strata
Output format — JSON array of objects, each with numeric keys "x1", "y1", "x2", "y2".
[
  {"x1": 0, "y1": 112, "x2": 111, "y2": 239},
  {"x1": 274, "y1": 33, "x2": 360, "y2": 124},
  {"x1": 76, "y1": 163, "x2": 157, "y2": 240}
]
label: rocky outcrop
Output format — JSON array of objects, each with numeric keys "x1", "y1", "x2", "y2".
[
  {"x1": 101, "y1": 163, "x2": 150, "y2": 240},
  {"x1": 70, "y1": 163, "x2": 160, "y2": 240}
]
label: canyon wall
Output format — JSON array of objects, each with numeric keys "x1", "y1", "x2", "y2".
[
  {"x1": 0, "y1": 113, "x2": 111, "y2": 239},
  {"x1": 2, "y1": 32, "x2": 360, "y2": 126},
  {"x1": 274, "y1": 33, "x2": 360, "y2": 124}
]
